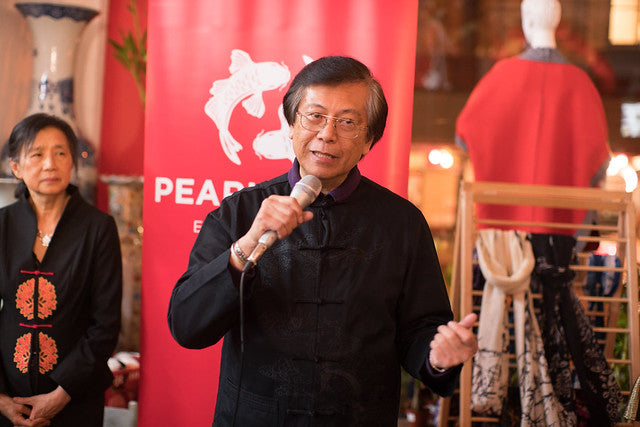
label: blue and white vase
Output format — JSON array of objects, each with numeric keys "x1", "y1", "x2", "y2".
[{"x1": 8, "y1": 2, "x2": 99, "y2": 203}]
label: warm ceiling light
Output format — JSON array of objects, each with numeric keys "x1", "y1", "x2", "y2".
[
  {"x1": 428, "y1": 148, "x2": 454, "y2": 169},
  {"x1": 607, "y1": 153, "x2": 629, "y2": 175},
  {"x1": 609, "y1": 0, "x2": 640, "y2": 45}
]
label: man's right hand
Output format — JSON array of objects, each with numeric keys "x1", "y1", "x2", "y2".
[{"x1": 230, "y1": 195, "x2": 314, "y2": 270}]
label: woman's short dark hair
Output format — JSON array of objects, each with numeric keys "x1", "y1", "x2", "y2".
[
  {"x1": 8, "y1": 113, "x2": 78, "y2": 167},
  {"x1": 8, "y1": 113, "x2": 78, "y2": 197},
  {"x1": 282, "y1": 56, "x2": 388, "y2": 148}
]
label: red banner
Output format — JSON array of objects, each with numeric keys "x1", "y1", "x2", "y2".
[{"x1": 140, "y1": 1, "x2": 418, "y2": 425}]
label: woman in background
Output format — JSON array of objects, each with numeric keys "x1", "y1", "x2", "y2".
[{"x1": 0, "y1": 113, "x2": 122, "y2": 426}]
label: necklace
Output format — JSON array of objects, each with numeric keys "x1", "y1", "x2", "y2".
[{"x1": 36, "y1": 230, "x2": 52, "y2": 247}]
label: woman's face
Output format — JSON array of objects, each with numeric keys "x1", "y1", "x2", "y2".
[{"x1": 10, "y1": 126, "x2": 73, "y2": 198}]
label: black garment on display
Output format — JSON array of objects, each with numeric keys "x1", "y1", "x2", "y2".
[{"x1": 529, "y1": 233, "x2": 621, "y2": 426}]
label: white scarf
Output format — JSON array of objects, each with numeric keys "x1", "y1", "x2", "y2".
[{"x1": 471, "y1": 229, "x2": 574, "y2": 426}]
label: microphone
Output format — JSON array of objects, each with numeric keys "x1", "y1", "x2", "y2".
[{"x1": 244, "y1": 175, "x2": 322, "y2": 271}]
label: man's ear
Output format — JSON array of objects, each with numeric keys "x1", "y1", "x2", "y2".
[{"x1": 360, "y1": 138, "x2": 373, "y2": 159}]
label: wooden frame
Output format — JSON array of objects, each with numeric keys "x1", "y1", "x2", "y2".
[{"x1": 439, "y1": 181, "x2": 640, "y2": 426}]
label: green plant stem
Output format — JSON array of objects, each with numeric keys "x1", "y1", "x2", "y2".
[{"x1": 109, "y1": 0, "x2": 147, "y2": 105}]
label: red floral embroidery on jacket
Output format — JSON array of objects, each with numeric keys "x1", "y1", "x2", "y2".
[
  {"x1": 13, "y1": 333, "x2": 59, "y2": 374},
  {"x1": 14, "y1": 276, "x2": 59, "y2": 373},
  {"x1": 13, "y1": 334, "x2": 31, "y2": 373},
  {"x1": 38, "y1": 332, "x2": 58, "y2": 374},
  {"x1": 15, "y1": 279, "x2": 35, "y2": 320},
  {"x1": 36, "y1": 279, "x2": 57, "y2": 319},
  {"x1": 15, "y1": 278, "x2": 57, "y2": 320}
]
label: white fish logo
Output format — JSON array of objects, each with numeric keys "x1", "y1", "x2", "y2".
[
  {"x1": 251, "y1": 56, "x2": 314, "y2": 163},
  {"x1": 252, "y1": 105, "x2": 295, "y2": 162},
  {"x1": 204, "y1": 49, "x2": 291, "y2": 165}
]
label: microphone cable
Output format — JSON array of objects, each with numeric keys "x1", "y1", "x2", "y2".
[{"x1": 231, "y1": 266, "x2": 249, "y2": 427}]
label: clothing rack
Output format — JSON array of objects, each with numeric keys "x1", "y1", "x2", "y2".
[{"x1": 438, "y1": 181, "x2": 640, "y2": 426}]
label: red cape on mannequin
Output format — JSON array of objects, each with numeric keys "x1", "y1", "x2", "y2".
[{"x1": 456, "y1": 56, "x2": 610, "y2": 234}]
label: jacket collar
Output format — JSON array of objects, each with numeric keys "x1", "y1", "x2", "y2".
[{"x1": 287, "y1": 159, "x2": 361, "y2": 202}]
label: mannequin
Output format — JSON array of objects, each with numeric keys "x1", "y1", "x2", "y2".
[
  {"x1": 520, "y1": 0, "x2": 560, "y2": 49},
  {"x1": 457, "y1": 1, "x2": 622, "y2": 425},
  {"x1": 455, "y1": 0, "x2": 611, "y2": 235}
]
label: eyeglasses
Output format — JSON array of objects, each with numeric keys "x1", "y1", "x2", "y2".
[{"x1": 296, "y1": 112, "x2": 367, "y2": 139}]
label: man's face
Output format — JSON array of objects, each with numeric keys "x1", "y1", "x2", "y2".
[{"x1": 289, "y1": 83, "x2": 373, "y2": 193}]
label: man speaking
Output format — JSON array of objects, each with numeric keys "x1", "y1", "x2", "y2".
[{"x1": 167, "y1": 56, "x2": 477, "y2": 426}]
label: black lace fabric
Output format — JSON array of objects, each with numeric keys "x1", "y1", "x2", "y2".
[{"x1": 529, "y1": 233, "x2": 621, "y2": 426}]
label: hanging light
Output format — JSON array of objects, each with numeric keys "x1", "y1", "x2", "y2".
[
  {"x1": 606, "y1": 153, "x2": 628, "y2": 176},
  {"x1": 440, "y1": 150, "x2": 454, "y2": 169},
  {"x1": 428, "y1": 148, "x2": 454, "y2": 169},
  {"x1": 621, "y1": 165, "x2": 638, "y2": 192},
  {"x1": 428, "y1": 148, "x2": 442, "y2": 165},
  {"x1": 606, "y1": 154, "x2": 638, "y2": 192}
]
